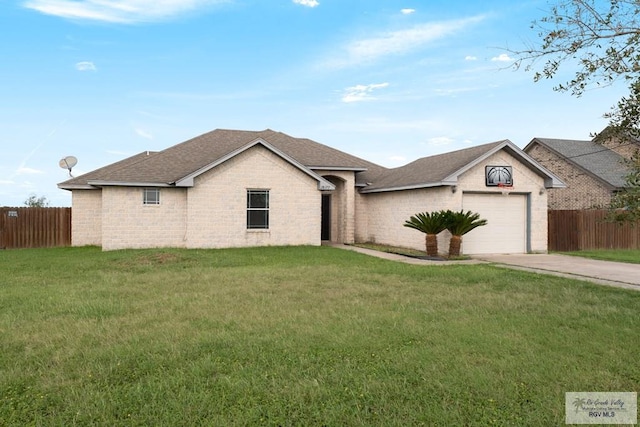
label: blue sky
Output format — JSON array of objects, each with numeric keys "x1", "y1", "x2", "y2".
[{"x1": 0, "y1": 0, "x2": 627, "y2": 206}]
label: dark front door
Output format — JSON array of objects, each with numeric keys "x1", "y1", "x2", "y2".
[{"x1": 321, "y1": 194, "x2": 331, "y2": 241}]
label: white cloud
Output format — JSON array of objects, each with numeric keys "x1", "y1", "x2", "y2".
[
  {"x1": 134, "y1": 127, "x2": 153, "y2": 140},
  {"x1": 23, "y1": 0, "x2": 227, "y2": 24},
  {"x1": 342, "y1": 82, "x2": 389, "y2": 103},
  {"x1": 491, "y1": 53, "x2": 512, "y2": 62},
  {"x1": 401, "y1": 8, "x2": 415, "y2": 15},
  {"x1": 326, "y1": 15, "x2": 485, "y2": 68},
  {"x1": 427, "y1": 136, "x2": 454, "y2": 146},
  {"x1": 293, "y1": 0, "x2": 319, "y2": 7},
  {"x1": 465, "y1": 55, "x2": 477, "y2": 61},
  {"x1": 75, "y1": 61, "x2": 96, "y2": 71},
  {"x1": 0, "y1": 180, "x2": 15, "y2": 185},
  {"x1": 17, "y1": 167, "x2": 45, "y2": 175}
]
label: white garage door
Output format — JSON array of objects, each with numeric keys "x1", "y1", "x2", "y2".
[{"x1": 461, "y1": 193, "x2": 527, "y2": 254}]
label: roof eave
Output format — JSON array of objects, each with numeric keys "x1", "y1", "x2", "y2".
[
  {"x1": 360, "y1": 181, "x2": 456, "y2": 194},
  {"x1": 57, "y1": 184, "x2": 98, "y2": 191},
  {"x1": 310, "y1": 166, "x2": 368, "y2": 172},
  {"x1": 87, "y1": 180, "x2": 174, "y2": 188}
]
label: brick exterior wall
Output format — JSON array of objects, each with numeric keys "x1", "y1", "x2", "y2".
[
  {"x1": 101, "y1": 186, "x2": 188, "y2": 250},
  {"x1": 354, "y1": 190, "x2": 369, "y2": 243},
  {"x1": 71, "y1": 190, "x2": 102, "y2": 246},
  {"x1": 526, "y1": 143, "x2": 613, "y2": 210},
  {"x1": 360, "y1": 187, "x2": 456, "y2": 252},
  {"x1": 358, "y1": 150, "x2": 549, "y2": 254},
  {"x1": 599, "y1": 136, "x2": 640, "y2": 160},
  {"x1": 185, "y1": 145, "x2": 321, "y2": 249},
  {"x1": 75, "y1": 145, "x2": 324, "y2": 250}
]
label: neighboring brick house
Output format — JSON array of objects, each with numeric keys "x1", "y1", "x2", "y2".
[
  {"x1": 594, "y1": 128, "x2": 640, "y2": 159},
  {"x1": 59, "y1": 129, "x2": 563, "y2": 254},
  {"x1": 524, "y1": 138, "x2": 630, "y2": 210}
]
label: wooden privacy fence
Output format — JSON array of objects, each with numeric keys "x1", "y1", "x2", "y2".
[
  {"x1": 548, "y1": 210, "x2": 640, "y2": 251},
  {"x1": 0, "y1": 207, "x2": 71, "y2": 249}
]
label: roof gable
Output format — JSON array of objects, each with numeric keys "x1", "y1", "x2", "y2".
[
  {"x1": 524, "y1": 137, "x2": 629, "y2": 189},
  {"x1": 360, "y1": 140, "x2": 564, "y2": 193},
  {"x1": 175, "y1": 138, "x2": 335, "y2": 190}
]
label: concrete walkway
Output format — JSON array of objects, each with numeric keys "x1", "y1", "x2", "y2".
[
  {"x1": 473, "y1": 253, "x2": 640, "y2": 291},
  {"x1": 324, "y1": 243, "x2": 484, "y2": 265},
  {"x1": 326, "y1": 244, "x2": 640, "y2": 291}
]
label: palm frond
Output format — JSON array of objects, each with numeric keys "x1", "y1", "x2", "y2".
[
  {"x1": 444, "y1": 210, "x2": 488, "y2": 236},
  {"x1": 403, "y1": 211, "x2": 448, "y2": 235}
]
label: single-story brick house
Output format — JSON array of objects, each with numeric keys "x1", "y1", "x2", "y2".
[
  {"x1": 58, "y1": 129, "x2": 564, "y2": 254},
  {"x1": 524, "y1": 137, "x2": 631, "y2": 210}
]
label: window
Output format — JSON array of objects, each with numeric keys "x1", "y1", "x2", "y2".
[
  {"x1": 143, "y1": 188, "x2": 160, "y2": 205},
  {"x1": 247, "y1": 189, "x2": 269, "y2": 229}
]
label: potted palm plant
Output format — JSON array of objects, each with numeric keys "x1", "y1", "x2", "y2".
[
  {"x1": 444, "y1": 210, "x2": 488, "y2": 258},
  {"x1": 403, "y1": 211, "x2": 448, "y2": 257}
]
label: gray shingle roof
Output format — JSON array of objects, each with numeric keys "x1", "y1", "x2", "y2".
[
  {"x1": 527, "y1": 138, "x2": 629, "y2": 188},
  {"x1": 59, "y1": 129, "x2": 386, "y2": 189},
  {"x1": 360, "y1": 140, "x2": 534, "y2": 192},
  {"x1": 58, "y1": 151, "x2": 160, "y2": 189},
  {"x1": 59, "y1": 129, "x2": 563, "y2": 193}
]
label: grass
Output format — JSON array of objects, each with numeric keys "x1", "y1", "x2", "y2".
[
  {"x1": 1, "y1": 246, "x2": 639, "y2": 426},
  {"x1": 351, "y1": 242, "x2": 469, "y2": 260},
  {"x1": 350, "y1": 242, "x2": 427, "y2": 257},
  {"x1": 558, "y1": 249, "x2": 640, "y2": 264}
]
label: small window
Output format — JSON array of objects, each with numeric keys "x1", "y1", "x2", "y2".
[
  {"x1": 143, "y1": 188, "x2": 160, "y2": 205},
  {"x1": 247, "y1": 189, "x2": 269, "y2": 229}
]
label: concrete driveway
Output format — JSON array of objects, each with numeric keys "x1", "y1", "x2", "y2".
[
  {"x1": 327, "y1": 244, "x2": 639, "y2": 291},
  {"x1": 473, "y1": 254, "x2": 640, "y2": 291}
]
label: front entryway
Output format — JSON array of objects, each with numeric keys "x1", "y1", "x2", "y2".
[{"x1": 321, "y1": 194, "x2": 331, "y2": 241}]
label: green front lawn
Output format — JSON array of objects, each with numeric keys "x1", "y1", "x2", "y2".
[
  {"x1": 558, "y1": 249, "x2": 640, "y2": 264},
  {"x1": 1, "y1": 246, "x2": 638, "y2": 426},
  {"x1": 350, "y1": 242, "x2": 428, "y2": 257}
]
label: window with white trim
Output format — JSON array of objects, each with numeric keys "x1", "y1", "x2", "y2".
[
  {"x1": 247, "y1": 189, "x2": 269, "y2": 229},
  {"x1": 143, "y1": 188, "x2": 160, "y2": 205}
]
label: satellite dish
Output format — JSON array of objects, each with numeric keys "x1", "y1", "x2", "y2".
[{"x1": 59, "y1": 156, "x2": 78, "y2": 177}]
